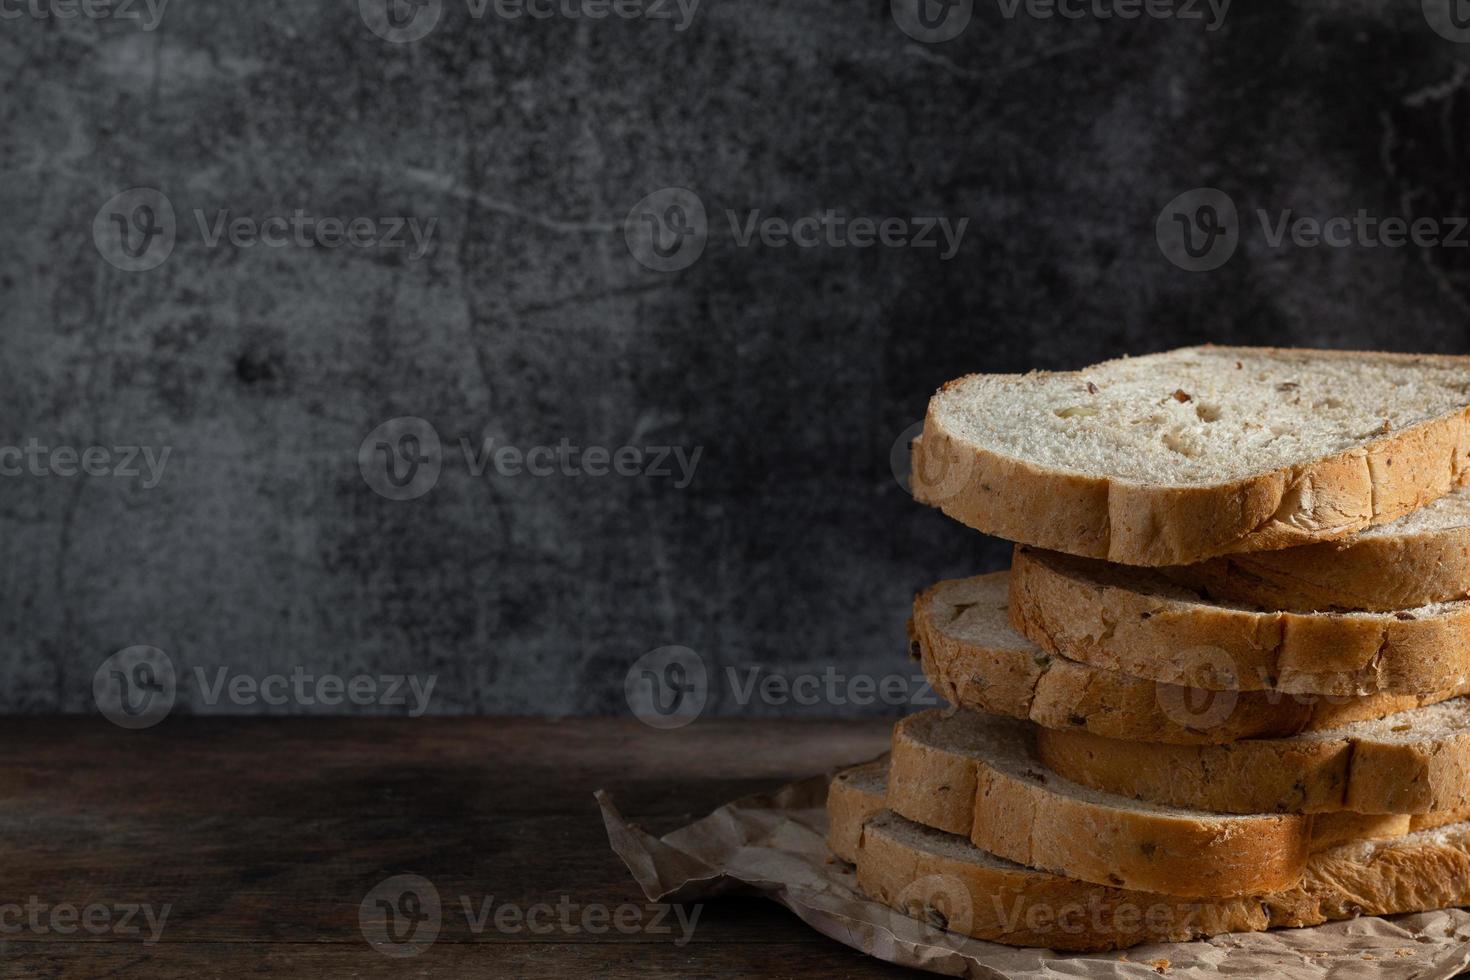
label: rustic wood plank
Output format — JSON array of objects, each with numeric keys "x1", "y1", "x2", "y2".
[
  {"x1": 0, "y1": 716, "x2": 896, "y2": 972},
  {"x1": 3, "y1": 938, "x2": 937, "y2": 978}
]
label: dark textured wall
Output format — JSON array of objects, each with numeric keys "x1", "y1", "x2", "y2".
[{"x1": 4, "y1": 0, "x2": 1470, "y2": 717}]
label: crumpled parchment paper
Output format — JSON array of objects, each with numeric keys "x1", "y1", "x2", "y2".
[{"x1": 597, "y1": 772, "x2": 1470, "y2": 979}]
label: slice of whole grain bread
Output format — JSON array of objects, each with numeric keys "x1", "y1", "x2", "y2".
[{"x1": 912, "y1": 346, "x2": 1470, "y2": 566}]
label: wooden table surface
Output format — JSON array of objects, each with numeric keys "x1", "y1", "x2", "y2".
[{"x1": 0, "y1": 716, "x2": 933, "y2": 979}]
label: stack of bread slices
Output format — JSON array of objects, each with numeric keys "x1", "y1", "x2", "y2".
[{"x1": 828, "y1": 346, "x2": 1470, "y2": 952}]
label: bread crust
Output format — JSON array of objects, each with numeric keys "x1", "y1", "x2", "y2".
[
  {"x1": 888, "y1": 711, "x2": 1310, "y2": 898},
  {"x1": 1034, "y1": 714, "x2": 1470, "y2": 815},
  {"x1": 911, "y1": 347, "x2": 1470, "y2": 567},
  {"x1": 1162, "y1": 520, "x2": 1470, "y2": 613},
  {"x1": 1008, "y1": 546, "x2": 1470, "y2": 696},
  {"x1": 855, "y1": 810, "x2": 1277, "y2": 951},
  {"x1": 826, "y1": 757, "x2": 888, "y2": 863},
  {"x1": 854, "y1": 806, "x2": 1470, "y2": 952},
  {"x1": 1307, "y1": 812, "x2": 1409, "y2": 851},
  {"x1": 912, "y1": 572, "x2": 1470, "y2": 745}
]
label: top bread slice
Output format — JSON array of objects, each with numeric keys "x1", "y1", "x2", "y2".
[
  {"x1": 912, "y1": 571, "x2": 1470, "y2": 744},
  {"x1": 1163, "y1": 483, "x2": 1470, "y2": 612},
  {"x1": 911, "y1": 346, "x2": 1470, "y2": 566}
]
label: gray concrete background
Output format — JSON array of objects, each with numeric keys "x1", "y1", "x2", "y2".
[{"x1": 4, "y1": 0, "x2": 1470, "y2": 716}]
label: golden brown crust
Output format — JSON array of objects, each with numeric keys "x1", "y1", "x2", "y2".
[
  {"x1": 857, "y1": 808, "x2": 1470, "y2": 951},
  {"x1": 1307, "y1": 812, "x2": 1410, "y2": 851},
  {"x1": 887, "y1": 712, "x2": 1310, "y2": 898},
  {"x1": 912, "y1": 349, "x2": 1470, "y2": 567},
  {"x1": 1034, "y1": 719, "x2": 1470, "y2": 815},
  {"x1": 825, "y1": 757, "x2": 889, "y2": 863},
  {"x1": 855, "y1": 811, "x2": 1277, "y2": 952},
  {"x1": 1410, "y1": 805, "x2": 1470, "y2": 832},
  {"x1": 912, "y1": 572, "x2": 1470, "y2": 745},
  {"x1": 1163, "y1": 523, "x2": 1470, "y2": 613},
  {"x1": 1008, "y1": 546, "x2": 1470, "y2": 696}
]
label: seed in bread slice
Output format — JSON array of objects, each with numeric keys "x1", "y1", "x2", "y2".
[
  {"x1": 826, "y1": 756, "x2": 888, "y2": 863},
  {"x1": 1162, "y1": 483, "x2": 1470, "y2": 612},
  {"x1": 911, "y1": 571, "x2": 1470, "y2": 744},
  {"x1": 1036, "y1": 697, "x2": 1470, "y2": 816},
  {"x1": 888, "y1": 709, "x2": 1310, "y2": 898},
  {"x1": 911, "y1": 346, "x2": 1470, "y2": 566},
  {"x1": 1009, "y1": 545, "x2": 1470, "y2": 696},
  {"x1": 854, "y1": 805, "x2": 1470, "y2": 952}
]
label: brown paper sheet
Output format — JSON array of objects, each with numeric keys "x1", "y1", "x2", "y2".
[{"x1": 597, "y1": 772, "x2": 1470, "y2": 979}]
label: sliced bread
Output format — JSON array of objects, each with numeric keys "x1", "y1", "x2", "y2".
[
  {"x1": 888, "y1": 709, "x2": 1311, "y2": 897},
  {"x1": 855, "y1": 806, "x2": 1470, "y2": 952},
  {"x1": 857, "y1": 808, "x2": 1283, "y2": 951},
  {"x1": 1035, "y1": 698, "x2": 1470, "y2": 815},
  {"x1": 912, "y1": 571, "x2": 1470, "y2": 744},
  {"x1": 826, "y1": 759, "x2": 1456, "y2": 860},
  {"x1": 1162, "y1": 484, "x2": 1470, "y2": 612},
  {"x1": 1009, "y1": 545, "x2": 1470, "y2": 696},
  {"x1": 826, "y1": 756, "x2": 888, "y2": 862},
  {"x1": 910, "y1": 346, "x2": 1470, "y2": 566}
]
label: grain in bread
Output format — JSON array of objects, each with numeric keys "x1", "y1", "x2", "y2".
[
  {"x1": 826, "y1": 759, "x2": 1445, "y2": 859},
  {"x1": 911, "y1": 346, "x2": 1470, "y2": 566},
  {"x1": 1035, "y1": 698, "x2": 1470, "y2": 815},
  {"x1": 826, "y1": 756, "x2": 888, "y2": 862},
  {"x1": 1162, "y1": 484, "x2": 1470, "y2": 612},
  {"x1": 888, "y1": 709, "x2": 1310, "y2": 897},
  {"x1": 1009, "y1": 545, "x2": 1470, "y2": 696},
  {"x1": 855, "y1": 806, "x2": 1470, "y2": 952},
  {"x1": 912, "y1": 571, "x2": 1470, "y2": 743}
]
